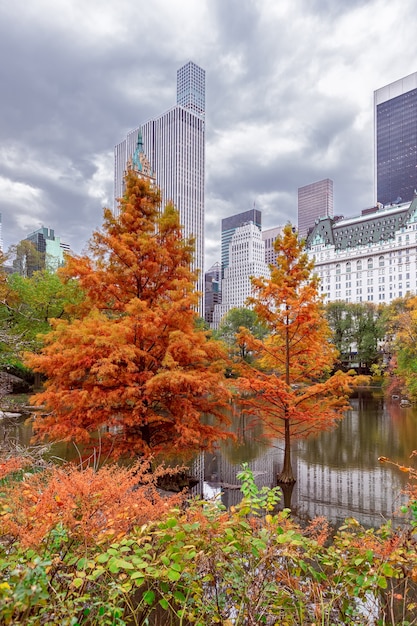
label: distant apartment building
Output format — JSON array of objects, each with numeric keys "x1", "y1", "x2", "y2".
[
  {"x1": 204, "y1": 262, "x2": 221, "y2": 325},
  {"x1": 212, "y1": 222, "x2": 270, "y2": 329},
  {"x1": 262, "y1": 225, "x2": 283, "y2": 266},
  {"x1": 298, "y1": 178, "x2": 334, "y2": 239},
  {"x1": 375, "y1": 71, "x2": 417, "y2": 206},
  {"x1": 306, "y1": 198, "x2": 417, "y2": 304},
  {"x1": 221, "y1": 209, "x2": 262, "y2": 278},
  {"x1": 114, "y1": 61, "x2": 205, "y2": 307}
]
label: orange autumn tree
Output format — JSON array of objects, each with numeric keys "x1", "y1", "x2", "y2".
[
  {"x1": 237, "y1": 224, "x2": 355, "y2": 483},
  {"x1": 25, "y1": 171, "x2": 231, "y2": 457}
]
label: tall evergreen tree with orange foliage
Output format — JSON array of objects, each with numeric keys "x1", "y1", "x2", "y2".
[
  {"x1": 237, "y1": 224, "x2": 356, "y2": 483},
  {"x1": 25, "y1": 172, "x2": 231, "y2": 457}
]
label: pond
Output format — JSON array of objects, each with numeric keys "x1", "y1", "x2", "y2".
[
  {"x1": 193, "y1": 388, "x2": 416, "y2": 527},
  {"x1": 1, "y1": 388, "x2": 416, "y2": 528}
]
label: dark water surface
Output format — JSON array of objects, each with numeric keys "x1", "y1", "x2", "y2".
[{"x1": 1, "y1": 388, "x2": 416, "y2": 527}]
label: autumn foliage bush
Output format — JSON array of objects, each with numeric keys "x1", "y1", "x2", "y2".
[
  {"x1": 2, "y1": 461, "x2": 417, "y2": 625},
  {"x1": 1, "y1": 460, "x2": 182, "y2": 548}
]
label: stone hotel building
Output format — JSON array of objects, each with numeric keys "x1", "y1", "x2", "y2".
[{"x1": 306, "y1": 197, "x2": 417, "y2": 304}]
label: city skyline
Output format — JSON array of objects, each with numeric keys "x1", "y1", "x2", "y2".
[{"x1": 1, "y1": 1, "x2": 417, "y2": 270}]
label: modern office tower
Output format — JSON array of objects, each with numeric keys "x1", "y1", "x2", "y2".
[
  {"x1": 374, "y1": 72, "x2": 417, "y2": 206},
  {"x1": 262, "y1": 225, "x2": 283, "y2": 266},
  {"x1": 305, "y1": 197, "x2": 417, "y2": 305},
  {"x1": 221, "y1": 209, "x2": 262, "y2": 278},
  {"x1": 114, "y1": 62, "x2": 205, "y2": 306},
  {"x1": 204, "y1": 261, "x2": 221, "y2": 325},
  {"x1": 298, "y1": 179, "x2": 334, "y2": 239},
  {"x1": 212, "y1": 222, "x2": 270, "y2": 329},
  {"x1": 177, "y1": 61, "x2": 205, "y2": 116},
  {"x1": 13, "y1": 226, "x2": 64, "y2": 276}
]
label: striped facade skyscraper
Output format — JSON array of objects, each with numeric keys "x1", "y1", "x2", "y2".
[{"x1": 114, "y1": 62, "x2": 205, "y2": 304}]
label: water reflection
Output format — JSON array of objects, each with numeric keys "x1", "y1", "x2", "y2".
[
  {"x1": 196, "y1": 389, "x2": 415, "y2": 527},
  {"x1": 1, "y1": 389, "x2": 416, "y2": 527}
]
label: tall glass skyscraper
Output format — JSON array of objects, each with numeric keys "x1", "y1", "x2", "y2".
[
  {"x1": 114, "y1": 62, "x2": 205, "y2": 303},
  {"x1": 375, "y1": 71, "x2": 417, "y2": 206}
]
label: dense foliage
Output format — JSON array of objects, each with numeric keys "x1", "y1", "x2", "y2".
[
  {"x1": 325, "y1": 301, "x2": 385, "y2": 373},
  {"x1": 215, "y1": 307, "x2": 268, "y2": 362},
  {"x1": 1, "y1": 459, "x2": 417, "y2": 625},
  {"x1": 25, "y1": 172, "x2": 231, "y2": 458},
  {"x1": 0, "y1": 261, "x2": 81, "y2": 372}
]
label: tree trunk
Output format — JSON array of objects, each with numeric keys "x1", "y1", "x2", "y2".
[
  {"x1": 279, "y1": 481, "x2": 295, "y2": 509},
  {"x1": 277, "y1": 416, "x2": 295, "y2": 484},
  {"x1": 278, "y1": 317, "x2": 296, "y2": 484}
]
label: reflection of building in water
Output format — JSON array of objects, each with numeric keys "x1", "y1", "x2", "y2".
[
  {"x1": 188, "y1": 393, "x2": 411, "y2": 527},
  {"x1": 191, "y1": 439, "x2": 407, "y2": 527},
  {"x1": 293, "y1": 457, "x2": 406, "y2": 528}
]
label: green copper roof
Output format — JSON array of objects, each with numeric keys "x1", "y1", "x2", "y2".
[
  {"x1": 132, "y1": 130, "x2": 144, "y2": 172},
  {"x1": 306, "y1": 196, "x2": 417, "y2": 251}
]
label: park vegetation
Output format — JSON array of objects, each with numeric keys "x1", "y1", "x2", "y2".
[
  {"x1": 1, "y1": 458, "x2": 417, "y2": 625},
  {"x1": 2, "y1": 172, "x2": 417, "y2": 623}
]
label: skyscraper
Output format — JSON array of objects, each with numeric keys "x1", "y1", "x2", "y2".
[
  {"x1": 297, "y1": 179, "x2": 334, "y2": 239},
  {"x1": 114, "y1": 62, "x2": 205, "y2": 301},
  {"x1": 262, "y1": 225, "x2": 283, "y2": 266},
  {"x1": 221, "y1": 209, "x2": 262, "y2": 278},
  {"x1": 374, "y1": 71, "x2": 417, "y2": 206},
  {"x1": 204, "y1": 261, "x2": 221, "y2": 325},
  {"x1": 213, "y1": 221, "x2": 270, "y2": 329}
]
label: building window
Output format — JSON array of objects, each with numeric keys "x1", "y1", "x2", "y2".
[
  {"x1": 346, "y1": 262, "x2": 351, "y2": 273},
  {"x1": 336, "y1": 264, "x2": 341, "y2": 275},
  {"x1": 379, "y1": 256, "x2": 384, "y2": 267},
  {"x1": 357, "y1": 260, "x2": 362, "y2": 271},
  {"x1": 367, "y1": 258, "x2": 373, "y2": 269}
]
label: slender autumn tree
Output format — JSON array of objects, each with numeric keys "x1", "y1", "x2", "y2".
[
  {"x1": 25, "y1": 172, "x2": 231, "y2": 457},
  {"x1": 237, "y1": 224, "x2": 355, "y2": 483}
]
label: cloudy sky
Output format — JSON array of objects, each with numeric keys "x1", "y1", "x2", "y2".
[{"x1": 1, "y1": 0, "x2": 417, "y2": 270}]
